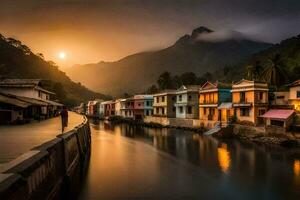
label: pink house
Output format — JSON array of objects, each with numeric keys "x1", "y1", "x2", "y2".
[{"x1": 101, "y1": 100, "x2": 115, "y2": 117}]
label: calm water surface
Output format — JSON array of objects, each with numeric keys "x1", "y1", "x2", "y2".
[{"x1": 79, "y1": 120, "x2": 300, "y2": 200}]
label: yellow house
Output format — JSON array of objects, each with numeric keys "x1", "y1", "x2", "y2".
[
  {"x1": 153, "y1": 90, "x2": 177, "y2": 118},
  {"x1": 287, "y1": 80, "x2": 300, "y2": 112},
  {"x1": 199, "y1": 81, "x2": 232, "y2": 128},
  {"x1": 231, "y1": 79, "x2": 268, "y2": 125}
]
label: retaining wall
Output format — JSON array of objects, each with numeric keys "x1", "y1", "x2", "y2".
[
  {"x1": 144, "y1": 116, "x2": 201, "y2": 128},
  {"x1": 0, "y1": 116, "x2": 91, "y2": 200}
]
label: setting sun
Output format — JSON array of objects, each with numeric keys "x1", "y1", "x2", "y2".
[{"x1": 59, "y1": 52, "x2": 66, "y2": 60}]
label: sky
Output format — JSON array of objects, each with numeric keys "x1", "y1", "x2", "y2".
[{"x1": 0, "y1": 0, "x2": 300, "y2": 67}]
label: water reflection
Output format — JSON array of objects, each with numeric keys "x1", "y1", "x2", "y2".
[
  {"x1": 217, "y1": 143, "x2": 231, "y2": 173},
  {"x1": 88, "y1": 120, "x2": 300, "y2": 199}
]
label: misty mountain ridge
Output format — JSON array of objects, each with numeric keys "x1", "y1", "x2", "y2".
[{"x1": 65, "y1": 26, "x2": 272, "y2": 96}]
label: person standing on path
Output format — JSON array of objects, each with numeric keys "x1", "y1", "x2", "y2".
[{"x1": 60, "y1": 106, "x2": 69, "y2": 132}]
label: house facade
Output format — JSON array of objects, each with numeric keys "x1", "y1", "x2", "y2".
[
  {"x1": 153, "y1": 91, "x2": 176, "y2": 118},
  {"x1": 175, "y1": 85, "x2": 199, "y2": 119},
  {"x1": 199, "y1": 81, "x2": 232, "y2": 128},
  {"x1": 0, "y1": 79, "x2": 62, "y2": 120},
  {"x1": 101, "y1": 100, "x2": 116, "y2": 117},
  {"x1": 232, "y1": 79, "x2": 268, "y2": 125},
  {"x1": 120, "y1": 98, "x2": 134, "y2": 118},
  {"x1": 288, "y1": 80, "x2": 300, "y2": 112},
  {"x1": 133, "y1": 95, "x2": 153, "y2": 119}
]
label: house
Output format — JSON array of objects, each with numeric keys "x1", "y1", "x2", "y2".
[
  {"x1": 114, "y1": 99, "x2": 123, "y2": 116},
  {"x1": 231, "y1": 79, "x2": 268, "y2": 126},
  {"x1": 120, "y1": 98, "x2": 134, "y2": 118},
  {"x1": 101, "y1": 100, "x2": 116, "y2": 117},
  {"x1": 199, "y1": 81, "x2": 232, "y2": 128},
  {"x1": 260, "y1": 109, "x2": 295, "y2": 134},
  {"x1": 153, "y1": 90, "x2": 176, "y2": 118},
  {"x1": 87, "y1": 100, "x2": 101, "y2": 117},
  {"x1": 272, "y1": 91, "x2": 290, "y2": 107},
  {"x1": 287, "y1": 80, "x2": 300, "y2": 112},
  {"x1": 175, "y1": 85, "x2": 200, "y2": 119},
  {"x1": 0, "y1": 79, "x2": 63, "y2": 119},
  {"x1": 133, "y1": 95, "x2": 153, "y2": 120}
]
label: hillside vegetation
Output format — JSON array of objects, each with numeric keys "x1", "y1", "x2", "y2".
[{"x1": 0, "y1": 34, "x2": 109, "y2": 106}]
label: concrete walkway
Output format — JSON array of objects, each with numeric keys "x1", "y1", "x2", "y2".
[{"x1": 0, "y1": 112, "x2": 84, "y2": 163}]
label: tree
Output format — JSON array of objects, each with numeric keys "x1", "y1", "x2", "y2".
[
  {"x1": 180, "y1": 72, "x2": 198, "y2": 85},
  {"x1": 146, "y1": 84, "x2": 159, "y2": 94},
  {"x1": 246, "y1": 61, "x2": 264, "y2": 81},
  {"x1": 261, "y1": 54, "x2": 289, "y2": 87},
  {"x1": 157, "y1": 71, "x2": 174, "y2": 90}
]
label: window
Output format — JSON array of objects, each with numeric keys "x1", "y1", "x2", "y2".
[
  {"x1": 203, "y1": 108, "x2": 206, "y2": 115},
  {"x1": 156, "y1": 108, "x2": 159, "y2": 114},
  {"x1": 172, "y1": 106, "x2": 176, "y2": 112},
  {"x1": 38, "y1": 91, "x2": 42, "y2": 98},
  {"x1": 240, "y1": 108, "x2": 250, "y2": 116},
  {"x1": 271, "y1": 120, "x2": 284, "y2": 127},
  {"x1": 277, "y1": 95, "x2": 284, "y2": 99},
  {"x1": 240, "y1": 92, "x2": 246, "y2": 102},
  {"x1": 156, "y1": 97, "x2": 159, "y2": 103},
  {"x1": 188, "y1": 95, "x2": 192, "y2": 100},
  {"x1": 162, "y1": 96, "x2": 165, "y2": 102},
  {"x1": 172, "y1": 96, "x2": 176, "y2": 101},
  {"x1": 187, "y1": 106, "x2": 192, "y2": 114},
  {"x1": 297, "y1": 91, "x2": 300, "y2": 98},
  {"x1": 146, "y1": 101, "x2": 150, "y2": 106},
  {"x1": 146, "y1": 110, "x2": 149, "y2": 116},
  {"x1": 179, "y1": 106, "x2": 183, "y2": 114},
  {"x1": 162, "y1": 108, "x2": 165, "y2": 115},
  {"x1": 259, "y1": 92, "x2": 264, "y2": 100},
  {"x1": 138, "y1": 103, "x2": 141, "y2": 107},
  {"x1": 258, "y1": 109, "x2": 265, "y2": 116},
  {"x1": 178, "y1": 95, "x2": 182, "y2": 101}
]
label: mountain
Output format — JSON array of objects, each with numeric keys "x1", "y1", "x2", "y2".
[
  {"x1": 0, "y1": 34, "x2": 109, "y2": 106},
  {"x1": 65, "y1": 26, "x2": 271, "y2": 96}
]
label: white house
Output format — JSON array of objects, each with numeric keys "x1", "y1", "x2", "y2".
[{"x1": 174, "y1": 85, "x2": 200, "y2": 119}]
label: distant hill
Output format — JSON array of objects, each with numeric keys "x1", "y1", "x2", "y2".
[
  {"x1": 65, "y1": 26, "x2": 271, "y2": 96},
  {"x1": 0, "y1": 34, "x2": 109, "y2": 106}
]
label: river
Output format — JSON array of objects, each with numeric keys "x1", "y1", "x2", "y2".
[{"x1": 79, "y1": 120, "x2": 300, "y2": 200}]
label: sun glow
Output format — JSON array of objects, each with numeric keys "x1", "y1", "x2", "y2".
[{"x1": 58, "y1": 51, "x2": 66, "y2": 60}]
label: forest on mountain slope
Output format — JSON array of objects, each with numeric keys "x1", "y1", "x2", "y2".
[{"x1": 0, "y1": 34, "x2": 110, "y2": 106}]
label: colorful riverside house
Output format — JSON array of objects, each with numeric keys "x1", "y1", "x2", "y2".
[
  {"x1": 287, "y1": 79, "x2": 300, "y2": 112},
  {"x1": 153, "y1": 90, "x2": 176, "y2": 118},
  {"x1": 120, "y1": 98, "x2": 134, "y2": 118},
  {"x1": 114, "y1": 99, "x2": 123, "y2": 116},
  {"x1": 175, "y1": 85, "x2": 200, "y2": 119},
  {"x1": 231, "y1": 79, "x2": 269, "y2": 126},
  {"x1": 199, "y1": 81, "x2": 232, "y2": 128},
  {"x1": 101, "y1": 100, "x2": 116, "y2": 117},
  {"x1": 133, "y1": 95, "x2": 153, "y2": 120}
]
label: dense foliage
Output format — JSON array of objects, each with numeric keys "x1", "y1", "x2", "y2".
[{"x1": 0, "y1": 34, "x2": 110, "y2": 106}]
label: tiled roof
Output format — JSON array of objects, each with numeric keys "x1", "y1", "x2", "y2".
[{"x1": 260, "y1": 109, "x2": 295, "y2": 120}]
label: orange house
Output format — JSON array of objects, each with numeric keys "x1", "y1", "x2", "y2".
[
  {"x1": 199, "y1": 81, "x2": 232, "y2": 128},
  {"x1": 231, "y1": 79, "x2": 269, "y2": 125}
]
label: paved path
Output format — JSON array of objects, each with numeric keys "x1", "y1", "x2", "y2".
[{"x1": 0, "y1": 112, "x2": 84, "y2": 163}]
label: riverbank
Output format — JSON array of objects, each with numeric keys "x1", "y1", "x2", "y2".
[
  {"x1": 90, "y1": 116, "x2": 300, "y2": 148},
  {"x1": 213, "y1": 124, "x2": 300, "y2": 148},
  {"x1": 105, "y1": 116, "x2": 206, "y2": 133}
]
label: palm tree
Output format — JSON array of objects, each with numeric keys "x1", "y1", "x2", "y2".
[
  {"x1": 246, "y1": 61, "x2": 263, "y2": 81},
  {"x1": 157, "y1": 71, "x2": 174, "y2": 90},
  {"x1": 261, "y1": 54, "x2": 289, "y2": 87}
]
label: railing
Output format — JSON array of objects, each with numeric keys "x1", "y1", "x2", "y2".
[{"x1": 0, "y1": 114, "x2": 91, "y2": 200}]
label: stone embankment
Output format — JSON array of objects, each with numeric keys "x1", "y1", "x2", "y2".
[
  {"x1": 213, "y1": 124, "x2": 300, "y2": 148},
  {"x1": 0, "y1": 116, "x2": 91, "y2": 200}
]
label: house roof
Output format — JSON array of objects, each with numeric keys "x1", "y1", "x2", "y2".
[
  {"x1": 16, "y1": 96, "x2": 48, "y2": 106},
  {"x1": 0, "y1": 93, "x2": 31, "y2": 108},
  {"x1": 178, "y1": 85, "x2": 201, "y2": 91},
  {"x1": 287, "y1": 79, "x2": 300, "y2": 87},
  {"x1": 260, "y1": 109, "x2": 295, "y2": 120},
  {"x1": 201, "y1": 81, "x2": 231, "y2": 90},
  {"x1": 0, "y1": 79, "x2": 55, "y2": 95}
]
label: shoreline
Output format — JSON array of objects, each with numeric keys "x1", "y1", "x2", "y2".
[{"x1": 89, "y1": 116, "x2": 300, "y2": 148}]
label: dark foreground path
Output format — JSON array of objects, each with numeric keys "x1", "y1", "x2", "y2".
[{"x1": 0, "y1": 112, "x2": 84, "y2": 163}]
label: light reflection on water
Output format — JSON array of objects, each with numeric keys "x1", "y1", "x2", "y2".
[{"x1": 82, "y1": 120, "x2": 300, "y2": 199}]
